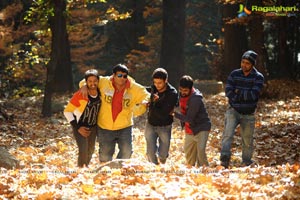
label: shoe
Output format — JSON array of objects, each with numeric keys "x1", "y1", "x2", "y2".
[
  {"x1": 220, "y1": 155, "x2": 230, "y2": 168},
  {"x1": 241, "y1": 160, "x2": 255, "y2": 167},
  {"x1": 221, "y1": 161, "x2": 229, "y2": 168},
  {"x1": 147, "y1": 155, "x2": 159, "y2": 165},
  {"x1": 159, "y1": 158, "x2": 166, "y2": 164}
]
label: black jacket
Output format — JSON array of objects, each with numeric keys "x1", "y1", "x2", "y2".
[
  {"x1": 174, "y1": 88, "x2": 211, "y2": 134},
  {"x1": 147, "y1": 83, "x2": 178, "y2": 126}
]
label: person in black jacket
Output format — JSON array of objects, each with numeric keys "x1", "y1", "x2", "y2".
[
  {"x1": 144, "y1": 68, "x2": 178, "y2": 165},
  {"x1": 173, "y1": 75, "x2": 211, "y2": 167}
]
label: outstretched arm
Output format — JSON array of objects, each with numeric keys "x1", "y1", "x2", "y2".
[
  {"x1": 174, "y1": 97, "x2": 202, "y2": 123},
  {"x1": 133, "y1": 84, "x2": 150, "y2": 117}
]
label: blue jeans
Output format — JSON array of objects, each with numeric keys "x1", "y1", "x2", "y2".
[
  {"x1": 98, "y1": 126, "x2": 132, "y2": 162},
  {"x1": 220, "y1": 107, "x2": 255, "y2": 164},
  {"x1": 144, "y1": 122, "x2": 172, "y2": 164}
]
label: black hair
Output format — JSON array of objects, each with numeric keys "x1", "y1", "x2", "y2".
[
  {"x1": 179, "y1": 75, "x2": 194, "y2": 89},
  {"x1": 112, "y1": 64, "x2": 129, "y2": 74},
  {"x1": 152, "y1": 68, "x2": 168, "y2": 80},
  {"x1": 85, "y1": 69, "x2": 99, "y2": 81}
]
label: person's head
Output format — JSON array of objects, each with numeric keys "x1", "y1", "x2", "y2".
[
  {"x1": 112, "y1": 64, "x2": 129, "y2": 86},
  {"x1": 152, "y1": 68, "x2": 168, "y2": 92},
  {"x1": 179, "y1": 75, "x2": 194, "y2": 97},
  {"x1": 85, "y1": 69, "x2": 99, "y2": 90},
  {"x1": 241, "y1": 50, "x2": 257, "y2": 75}
]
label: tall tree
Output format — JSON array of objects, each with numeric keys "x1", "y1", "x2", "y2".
[
  {"x1": 99, "y1": 0, "x2": 146, "y2": 70},
  {"x1": 221, "y1": 3, "x2": 247, "y2": 81},
  {"x1": 249, "y1": 18, "x2": 268, "y2": 79},
  {"x1": 160, "y1": 0, "x2": 186, "y2": 87},
  {"x1": 185, "y1": 0, "x2": 222, "y2": 80},
  {"x1": 277, "y1": 17, "x2": 290, "y2": 78},
  {"x1": 275, "y1": 0, "x2": 298, "y2": 79},
  {"x1": 42, "y1": 0, "x2": 73, "y2": 117},
  {"x1": 291, "y1": 17, "x2": 300, "y2": 79}
]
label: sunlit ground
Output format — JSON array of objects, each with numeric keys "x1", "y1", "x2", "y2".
[{"x1": 0, "y1": 92, "x2": 299, "y2": 199}]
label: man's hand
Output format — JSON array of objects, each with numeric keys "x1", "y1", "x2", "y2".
[
  {"x1": 78, "y1": 127, "x2": 91, "y2": 137},
  {"x1": 169, "y1": 108, "x2": 176, "y2": 116},
  {"x1": 79, "y1": 85, "x2": 88, "y2": 98},
  {"x1": 153, "y1": 93, "x2": 159, "y2": 102}
]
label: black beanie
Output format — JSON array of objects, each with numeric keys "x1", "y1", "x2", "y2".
[{"x1": 242, "y1": 50, "x2": 257, "y2": 65}]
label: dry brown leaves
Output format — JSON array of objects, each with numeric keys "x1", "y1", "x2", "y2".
[{"x1": 0, "y1": 81, "x2": 299, "y2": 199}]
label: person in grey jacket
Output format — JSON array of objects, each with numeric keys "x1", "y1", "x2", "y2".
[{"x1": 173, "y1": 75, "x2": 211, "y2": 167}]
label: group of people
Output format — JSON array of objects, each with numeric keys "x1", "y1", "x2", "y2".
[{"x1": 64, "y1": 50, "x2": 264, "y2": 169}]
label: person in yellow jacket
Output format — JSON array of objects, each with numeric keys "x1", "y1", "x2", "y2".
[
  {"x1": 64, "y1": 69, "x2": 101, "y2": 167},
  {"x1": 79, "y1": 64, "x2": 150, "y2": 162}
]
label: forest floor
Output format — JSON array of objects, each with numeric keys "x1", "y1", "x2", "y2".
[{"x1": 0, "y1": 80, "x2": 300, "y2": 199}]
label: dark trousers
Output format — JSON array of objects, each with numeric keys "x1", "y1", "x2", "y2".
[{"x1": 72, "y1": 126, "x2": 97, "y2": 167}]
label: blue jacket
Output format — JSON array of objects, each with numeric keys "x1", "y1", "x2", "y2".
[{"x1": 226, "y1": 67, "x2": 264, "y2": 114}]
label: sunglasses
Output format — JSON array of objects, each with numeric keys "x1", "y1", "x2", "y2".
[{"x1": 116, "y1": 74, "x2": 128, "y2": 79}]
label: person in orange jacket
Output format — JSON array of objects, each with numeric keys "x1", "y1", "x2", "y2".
[{"x1": 64, "y1": 69, "x2": 101, "y2": 167}]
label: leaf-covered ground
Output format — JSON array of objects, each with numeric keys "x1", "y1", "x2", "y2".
[{"x1": 0, "y1": 81, "x2": 300, "y2": 199}]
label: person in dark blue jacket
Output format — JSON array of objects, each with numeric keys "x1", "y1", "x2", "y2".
[
  {"x1": 144, "y1": 68, "x2": 178, "y2": 165},
  {"x1": 173, "y1": 75, "x2": 211, "y2": 167},
  {"x1": 220, "y1": 50, "x2": 264, "y2": 168}
]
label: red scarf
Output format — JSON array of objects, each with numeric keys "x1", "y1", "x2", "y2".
[
  {"x1": 179, "y1": 88, "x2": 194, "y2": 134},
  {"x1": 111, "y1": 78, "x2": 130, "y2": 122}
]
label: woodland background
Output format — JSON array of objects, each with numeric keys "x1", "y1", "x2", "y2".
[
  {"x1": 0, "y1": 0, "x2": 300, "y2": 199},
  {"x1": 0, "y1": 0, "x2": 299, "y2": 115}
]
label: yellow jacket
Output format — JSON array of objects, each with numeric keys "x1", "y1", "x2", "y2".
[{"x1": 80, "y1": 76, "x2": 149, "y2": 130}]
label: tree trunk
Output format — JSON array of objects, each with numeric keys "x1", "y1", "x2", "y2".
[
  {"x1": 249, "y1": 15, "x2": 268, "y2": 80},
  {"x1": 160, "y1": 0, "x2": 186, "y2": 87},
  {"x1": 277, "y1": 18, "x2": 290, "y2": 78},
  {"x1": 42, "y1": 77, "x2": 53, "y2": 117},
  {"x1": 221, "y1": 4, "x2": 247, "y2": 82},
  {"x1": 42, "y1": 0, "x2": 73, "y2": 117},
  {"x1": 128, "y1": 0, "x2": 146, "y2": 50},
  {"x1": 275, "y1": 0, "x2": 296, "y2": 79},
  {"x1": 293, "y1": 17, "x2": 300, "y2": 79},
  {"x1": 51, "y1": 0, "x2": 73, "y2": 92}
]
